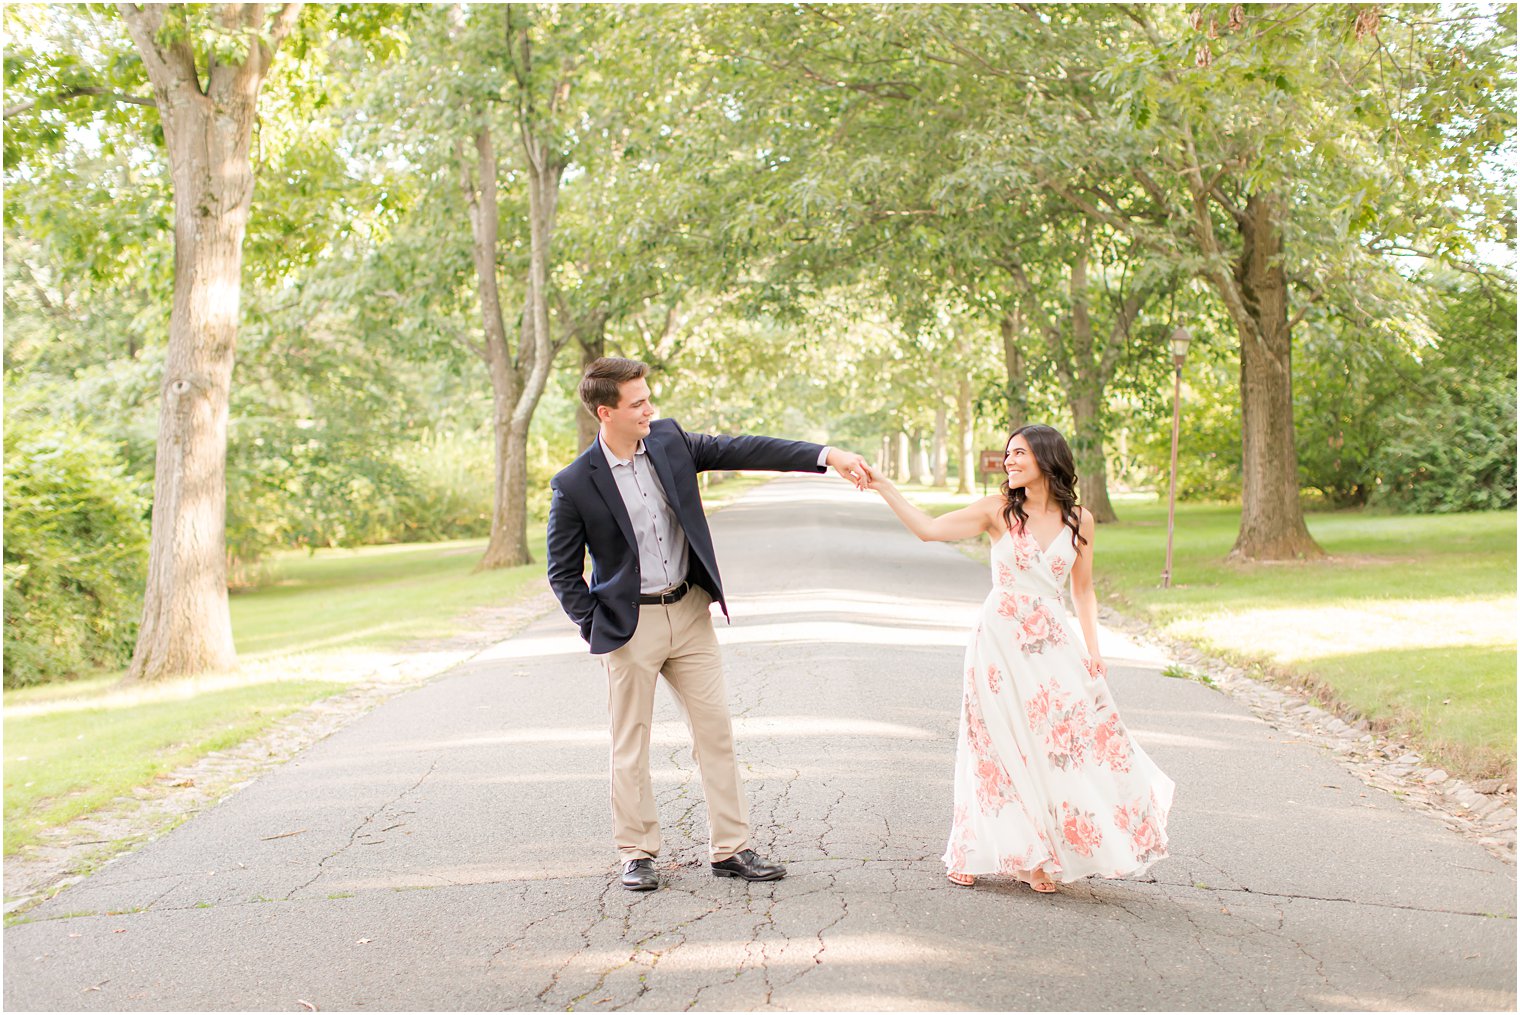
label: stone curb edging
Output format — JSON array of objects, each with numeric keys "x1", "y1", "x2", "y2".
[{"x1": 1099, "y1": 604, "x2": 1517, "y2": 864}]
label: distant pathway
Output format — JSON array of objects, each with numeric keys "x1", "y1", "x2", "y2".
[{"x1": 5, "y1": 476, "x2": 1514, "y2": 1011}]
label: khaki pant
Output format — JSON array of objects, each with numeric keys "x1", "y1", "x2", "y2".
[{"x1": 602, "y1": 587, "x2": 748, "y2": 863}]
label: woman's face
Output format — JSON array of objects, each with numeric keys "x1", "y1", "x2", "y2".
[{"x1": 1004, "y1": 433, "x2": 1043, "y2": 488}]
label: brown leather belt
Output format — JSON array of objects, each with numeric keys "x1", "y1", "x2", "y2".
[{"x1": 638, "y1": 581, "x2": 691, "y2": 606}]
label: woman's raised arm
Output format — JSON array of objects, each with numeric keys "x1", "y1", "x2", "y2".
[{"x1": 864, "y1": 464, "x2": 1000, "y2": 543}]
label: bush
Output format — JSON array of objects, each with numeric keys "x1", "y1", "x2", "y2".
[
  {"x1": 389, "y1": 429, "x2": 496, "y2": 542},
  {"x1": 1373, "y1": 376, "x2": 1518, "y2": 513},
  {"x1": 3, "y1": 408, "x2": 149, "y2": 687}
]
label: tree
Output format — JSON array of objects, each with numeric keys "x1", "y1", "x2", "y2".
[
  {"x1": 111, "y1": 3, "x2": 304, "y2": 680},
  {"x1": 1044, "y1": 3, "x2": 1514, "y2": 557}
]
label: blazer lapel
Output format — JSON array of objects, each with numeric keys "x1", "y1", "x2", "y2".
[
  {"x1": 641, "y1": 438, "x2": 683, "y2": 516},
  {"x1": 587, "y1": 441, "x2": 638, "y2": 551}
]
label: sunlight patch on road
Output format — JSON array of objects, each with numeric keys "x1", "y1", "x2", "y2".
[
  {"x1": 473, "y1": 631, "x2": 596, "y2": 663},
  {"x1": 717, "y1": 621, "x2": 971, "y2": 648},
  {"x1": 516, "y1": 932, "x2": 955, "y2": 971},
  {"x1": 726, "y1": 590, "x2": 977, "y2": 625},
  {"x1": 414, "y1": 716, "x2": 936, "y2": 751}
]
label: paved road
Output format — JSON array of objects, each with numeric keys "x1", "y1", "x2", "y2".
[{"x1": 5, "y1": 477, "x2": 1515, "y2": 1011}]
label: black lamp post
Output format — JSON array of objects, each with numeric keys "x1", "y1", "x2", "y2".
[{"x1": 1162, "y1": 326, "x2": 1193, "y2": 589}]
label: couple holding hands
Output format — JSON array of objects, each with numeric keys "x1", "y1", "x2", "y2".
[{"x1": 547, "y1": 357, "x2": 1173, "y2": 894}]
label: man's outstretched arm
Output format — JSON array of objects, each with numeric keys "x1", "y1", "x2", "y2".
[{"x1": 681, "y1": 426, "x2": 869, "y2": 490}]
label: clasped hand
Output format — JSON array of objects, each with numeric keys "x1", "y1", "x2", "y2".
[{"x1": 826, "y1": 448, "x2": 872, "y2": 491}]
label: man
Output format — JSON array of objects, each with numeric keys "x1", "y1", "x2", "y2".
[{"x1": 547, "y1": 357, "x2": 868, "y2": 892}]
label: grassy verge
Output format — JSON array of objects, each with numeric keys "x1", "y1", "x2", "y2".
[
  {"x1": 901, "y1": 486, "x2": 1516, "y2": 781},
  {"x1": 3, "y1": 472, "x2": 770, "y2": 859}
]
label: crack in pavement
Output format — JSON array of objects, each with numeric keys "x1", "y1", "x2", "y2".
[
  {"x1": 1187, "y1": 883, "x2": 1516, "y2": 919},
  {"x1": 283, "y1": 755, "x2": 441, "y2": 901}
]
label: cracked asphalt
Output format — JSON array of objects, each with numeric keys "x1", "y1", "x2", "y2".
[{"x1": 5, "y1": 476, "x2": 1515, "y2": 1011}]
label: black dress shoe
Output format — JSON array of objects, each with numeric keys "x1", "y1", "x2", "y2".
[
  {"x1": 711, "y1": 848, "x2": 786, "y2": 882},
  {"x1": 620, "y1": 858, "x2": 659, "y2": 891}
]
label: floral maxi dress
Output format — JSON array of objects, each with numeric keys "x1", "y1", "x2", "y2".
[{"x1": 943, "y1": 525, "x2": 1175, "y2": 882}]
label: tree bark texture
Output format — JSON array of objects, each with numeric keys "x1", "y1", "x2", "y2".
[
  {"x1": 956, "y1": 378, "x2": 974, "y2": 495},
  {"x1": 893, "y1": 430, "x2": 909, "y2": 481},
  {"x1": 1228, "y1": 192, "x2": 1321, "y2": 559},
  {"x1": 1000, "y1": 308, "x2": 1027, "y2": 433},
  {"x1": 1063, "y1": 249, "x2": 1118, "y2": 523},
  {"x1": 576, "y1": 326, "x2": 605, "y2": 452},
  {"x1": 118, "y1": 2, "x2": 302, "y2": 683},
  {"x1": 931, "y1": 406, "x2": 949, "y2": 487},
  {"x1": 1070, "y1": 389, "x2": 1117, "y2": 523},
  {"x1": 908, "y1": 428, "x2": 926, "y2": 484}
]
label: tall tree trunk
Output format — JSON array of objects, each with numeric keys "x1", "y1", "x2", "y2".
[
  {"x1": 576, "y1": 326, "x2": 605, "y2": 452},
  {"x1": 931, "y1": 406, "x2": 949, "y2": 486},
  {"x1": 908, "y1": 427, "x2": 926, "y2": 484},
  {"x1": 118, "y1": 2, "x2": 302, "y2": 683},
  {"x1": 1000, "y1": 308, "x2": 1027, "y2": 432},
  {"x1": 892, "y1": 430, "x2": 909, "y2": 481},
  {"x1": 955, "y1": 377, "x2": 974, "y2": 495},
  {"x1": 1070, "y1": 389, "x2": 1117, "y2": 523},
  {"x1": 1228, "y1": 192, "x2": 1320, "y2": 559},
  {"x1": 1051, "y1": 245, "x2": 1118, "y2": 523},
  {"x1": 478, "y1": 6, "x2": 570, "y2": 570}
]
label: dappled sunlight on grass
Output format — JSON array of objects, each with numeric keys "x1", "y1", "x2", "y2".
[
  {"x1": 231, "y1": 527, "x2": 549, "y2": 657},
  {"x1": 1299, "y1": 644, "x2": 1516, "y2": 779},
  {"x1": 1164, "y1": 597, "x2": 1514, "y2": 663},
  {"x1": 1105, "y1": 502, "x2": 1516, "y2": 779}
]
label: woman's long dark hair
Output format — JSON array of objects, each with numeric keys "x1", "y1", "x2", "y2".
[{"x1": 999, "y1": 424, "x2": 1088, "y2": 553}]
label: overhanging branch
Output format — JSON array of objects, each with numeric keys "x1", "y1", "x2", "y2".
[{"x1": 4, "y1": 86, "x2": 156, "y2": 119}]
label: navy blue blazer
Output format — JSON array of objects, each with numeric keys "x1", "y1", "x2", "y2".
[{"x1": 547, "y1": 418, "x2": 826, "y2": 654}]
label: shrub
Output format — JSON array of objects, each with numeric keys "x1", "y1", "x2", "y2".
[
  {"x1": 1373, "y1": 376, "x2": 1518, "y2": 514},
  {"x1": 3, "y1": 408, "x2": 149, "y2": 686},
  {"x1": 389, "y1": 429, "x2": 495, "y2": 541}
]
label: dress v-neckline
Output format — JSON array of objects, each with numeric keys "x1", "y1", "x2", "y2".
[{"x1": 999, "y1": 524, "x2": 1069, "y2": 556}]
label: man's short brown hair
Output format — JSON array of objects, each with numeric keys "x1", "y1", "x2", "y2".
[{"x1": 579, "y1": 357, "x2": 650, "y2": 417}]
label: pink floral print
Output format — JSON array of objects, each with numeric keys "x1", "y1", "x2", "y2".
[
  {"x1": 1060, "y1": 803, "x2": 1104, "y2": 857},
  {"x1": 1016, "y1": 602, "x2": 1068, "y2": 655},
  {"x1": 964, "y1": 689, "x2": 1016, "y2": 814},
  {"x1": 1113, "y1": 795, "x2": 1167, "y2": 863},
  {"x1": 1008, "y1": 533, "x2": 1039, "y2": 571},
  {"x1": 1025, "y1": 681, "x2": 1093, "y2": 770},
  {"x1": 1092, "y1": 713, "x2": 1132, "y2": 772}
]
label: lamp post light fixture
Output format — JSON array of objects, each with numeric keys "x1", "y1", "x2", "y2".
[{"x1": 1161, "y1": 326, "x2": 1193, "y2": 589}]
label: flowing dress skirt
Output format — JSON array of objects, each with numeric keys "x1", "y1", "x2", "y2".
[{"x1": 943, "y1": 529, "x2": 1175, "y2": 881}]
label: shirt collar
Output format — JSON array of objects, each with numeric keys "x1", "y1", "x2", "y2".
[{"x1": 598, "y1": 434, "x2": 646, "y2": 469}]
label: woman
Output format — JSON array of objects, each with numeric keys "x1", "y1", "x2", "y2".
[{"x1": 865, "y1": 424, "x2": 1173, "y2": 892}]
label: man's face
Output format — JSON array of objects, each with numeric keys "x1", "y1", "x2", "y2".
[{"x1": 599, "y1": 376, "x2": 656, "y2": 442}]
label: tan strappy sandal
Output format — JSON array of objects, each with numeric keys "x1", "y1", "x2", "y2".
[
  {"x1": 1021, "y1": 868, "x2": 1058, "y2": 893},
  {"x1": 947, "y1": 871, "x2": 976, "y2": 887}
]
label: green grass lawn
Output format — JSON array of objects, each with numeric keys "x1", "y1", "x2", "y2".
[
  {"x1": 3, "y1": 473, "x2": 769, "y2": 862},
  {"x1": 905, "y1": 487, "x2": 1516, "y2": 781}
]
